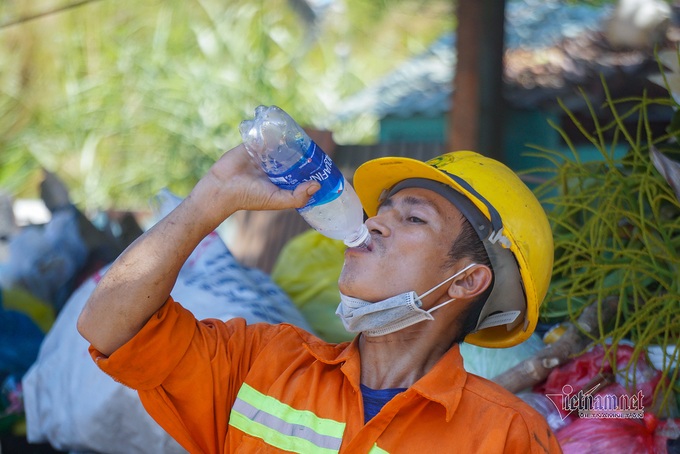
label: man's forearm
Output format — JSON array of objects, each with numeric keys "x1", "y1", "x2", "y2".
[
  {"x1": 77, "y1": 181, "x2": 231, "y2": 356},
  {"x1": 77, "y1": 143, "x2": 318, "y2": 356}
]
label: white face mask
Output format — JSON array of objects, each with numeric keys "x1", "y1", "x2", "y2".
[{"x1": 335, "y1": 263, "x2": 477, "y2": 337}]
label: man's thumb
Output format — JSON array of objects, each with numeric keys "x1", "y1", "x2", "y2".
[{"x1": 292, "y1": 181, "x2": 321, "y2": 207}]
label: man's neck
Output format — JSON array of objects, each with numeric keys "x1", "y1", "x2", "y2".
[{"x1": 358, "y1": 327, "x2": 455, "y2": 389}]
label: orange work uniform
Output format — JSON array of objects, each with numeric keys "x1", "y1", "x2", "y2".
[{"x1": 90, "y1": 298, "x2": 562, "y2": 453}]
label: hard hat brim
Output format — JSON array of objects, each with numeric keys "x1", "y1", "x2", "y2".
[{"x1": 354, "y1": 156, "x2": 475, "y2": 218}]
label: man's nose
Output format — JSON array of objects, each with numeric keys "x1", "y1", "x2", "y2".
[{"x1": 365, "y1": 213, "x2": 391, "y2": 237}]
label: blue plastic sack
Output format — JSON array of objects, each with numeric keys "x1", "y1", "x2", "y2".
[
  {"x1": 460, "y1": 333, "x2": 545, "y2": 380},
  {"x1": 0, "y1": 291, "x2": 44, "y2": 380}
]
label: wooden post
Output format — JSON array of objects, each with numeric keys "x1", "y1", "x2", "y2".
[{"x1": 449, "y1": 0, "x2": 506, "y2": 162}]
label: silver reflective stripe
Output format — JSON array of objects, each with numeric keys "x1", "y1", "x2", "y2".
[
  {"x1": 229, "y1": 383, "x2": 345, "y2": 453},
  {"x1": 232, "y1": 398, "x2": 343, "y2": 449}
]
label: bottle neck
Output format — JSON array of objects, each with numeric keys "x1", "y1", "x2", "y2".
[{"x1": 344, "y1": 224, "x2": 370, "y2": 248}]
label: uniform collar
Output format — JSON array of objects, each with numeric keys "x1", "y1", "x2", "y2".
[
  {"x1": 410, "y1": 344, "x2": 467, "y2": 422},
  {"x1": 304, "y1": 336, "x2": 362, "y2": 391},
  {"x1": 303, "y1": 336, "x2": 358, "y2": 365},
  {"x1": 304, "y1": 337, "x2": 467, "y2": 420}
]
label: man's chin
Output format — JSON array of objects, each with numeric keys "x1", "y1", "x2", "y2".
[{"x1": 337, "y1": 270, "x2": 364, "y2": 298}]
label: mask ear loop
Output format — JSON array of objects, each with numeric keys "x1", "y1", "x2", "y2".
[{"x1": 418, "y1": 263, "x2": 478, "y2": 314}]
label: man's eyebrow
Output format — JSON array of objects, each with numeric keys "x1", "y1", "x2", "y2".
[
  {"x1": 379, "y1": 193, "x2": 443, "y2": 215},
  {"x1": 379, "y1": 197, "x2": 394, "y2": 209}
]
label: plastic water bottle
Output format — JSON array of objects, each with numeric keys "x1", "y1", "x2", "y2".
[{"x1": 239, "y1": 105, "x2": 370, "y2": 248}]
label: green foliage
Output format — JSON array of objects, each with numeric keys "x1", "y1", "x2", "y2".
[
  {"x1": 527, "y1": 76, "x2": 680, "y2": 411},
  {"x1": 0, "y1": 0, "x2": 453, "y2": 210}
]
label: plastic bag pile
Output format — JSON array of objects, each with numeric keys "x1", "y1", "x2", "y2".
[{"x1": 1, "y1": 188, "x2": 312, "y2": 453}]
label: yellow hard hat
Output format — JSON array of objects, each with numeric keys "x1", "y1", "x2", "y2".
[{"x1": 352, "y1": 151, "x2": 554, "y2": 348}]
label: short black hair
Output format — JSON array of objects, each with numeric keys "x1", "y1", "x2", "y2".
[{"x1": 444, "y1": 213, "x2": 494, "y2": 344}]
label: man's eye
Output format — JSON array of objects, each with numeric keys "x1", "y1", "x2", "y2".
[{"x1": 407, "y1": 216, "x2": 424, "y2": 223}]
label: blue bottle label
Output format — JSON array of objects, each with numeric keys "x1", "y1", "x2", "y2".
[{"x1": 265, "y1": 141, "x2": 344, "y2": 209}]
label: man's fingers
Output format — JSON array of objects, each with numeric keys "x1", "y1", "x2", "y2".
[{"x1": 290, "y1": 181, "x2": 321, "y2": 208}]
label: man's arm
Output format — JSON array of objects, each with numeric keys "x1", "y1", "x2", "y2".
[{"x1": 77, "y1": 143, "x2": 319, "y2": 356}]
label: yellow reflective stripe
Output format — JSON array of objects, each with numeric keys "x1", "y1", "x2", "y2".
[
  {"x1": 229, "y1": 383, "x2": 346, "y2": 453},
  {"x1": 368, "y1": 443, "x2": 390, "y2": 454}
]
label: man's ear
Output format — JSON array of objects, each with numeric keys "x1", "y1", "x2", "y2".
[{"x1": 447, "y1": 265, "x2": 493, "y2": 300}]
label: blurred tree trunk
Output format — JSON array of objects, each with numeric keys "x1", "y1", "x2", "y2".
[{"x1": 449, "y1": 0, "x2": 506, "y2": 162}]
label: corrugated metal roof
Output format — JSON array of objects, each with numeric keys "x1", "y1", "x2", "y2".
[
  {"x1": 505, "y1": 0, "x2": 608, "y2": 49},
  {"x1": 335, "y1": 33, "x2": 457, "y2": 120},
  {"x1": 335, "y1": 0, "x2": 672, "y2": 120}
]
